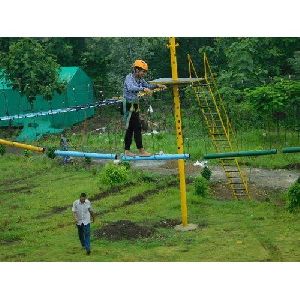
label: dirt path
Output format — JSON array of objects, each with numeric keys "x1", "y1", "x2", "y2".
[
  {"x1": 209, "y1": 166, "x2": 299, "y2": 189},
  {"x1": 130, "y1": 160, "x2": 299, "y2": 190}
]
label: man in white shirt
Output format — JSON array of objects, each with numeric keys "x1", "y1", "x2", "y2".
[{"x1": 72, "y1": 193, "x2": 95, "y2": 255}]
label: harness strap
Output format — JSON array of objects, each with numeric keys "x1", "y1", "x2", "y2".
[{"x1": 123, "y1": 99, "x2": 140, "y2": 129}]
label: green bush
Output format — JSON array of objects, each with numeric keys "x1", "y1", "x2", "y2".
[
  {"x1": 201, "y1": 166, "x2": 212, "y2": 181},
  {"x1": 139, "y1": 171, "x2": 158, "y2": 183},
  {"x1": 286, "y1": 180, "x2": 300, "y2": 212},
  {"x1": 99, "y1": 163, "x2": 129, "y2": 187},
  {"x1": 85, "y1": 157, "x2": 92, "y2": 165},
  {"x1": 23, "y1": 149, "x2": 30, "y2": 157},
  {"x1": 194, "y1": 176, "x2": 210, "y2": 197},
  {"x1": 47, "y1": 147, "x2": 56, "y2": 159},
  {"x1": 119, "y1": 161, "x2": 131, "y2": 170},
  {"x1": 0, "y1": 145, "x2": 6, "y2": 156}
]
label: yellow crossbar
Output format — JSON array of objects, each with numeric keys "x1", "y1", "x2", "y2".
[{"x1": 0, "y1": 139, "x2": 45, "y2": 153}]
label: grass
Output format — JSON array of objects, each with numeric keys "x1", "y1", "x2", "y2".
[{"x1": 0, "y1": 154, "x2": 299, "y2": 262}]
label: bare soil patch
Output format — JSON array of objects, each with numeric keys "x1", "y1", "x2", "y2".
[
  {"x1": 94, "y1": 220, "x2": 155, "y2": 240},
  {"x1": 2, "y1": 184, "x2": 36, "y2": 194},
  {"x1": 283, "y1": 163, "x2": 300, "y2": 170},
  {"x1": 0, "y1": 237, "x2": 22, "y2": 245},
  {"x1": 211, "y1": 182, "x2": 284, "y2": 202}
]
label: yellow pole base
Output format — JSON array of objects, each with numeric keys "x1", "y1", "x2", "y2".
[{"x1": 174, "y1": 223, "x2": 198, "y2": 232}]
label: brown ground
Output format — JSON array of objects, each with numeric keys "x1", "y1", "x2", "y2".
[
  {"x1": 94, "y1": 220, "x2": 155, "y2": 241},
  {"x1": 93, "y1": 219, "x2": 184, "y2": 241},
  {"x1": 131, "y1": 159, "x2": 299, "y2": 189}
]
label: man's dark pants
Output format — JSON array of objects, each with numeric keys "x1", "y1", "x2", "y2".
[
  {"x1": 124, "y1": 111, "x2": 143, "y2": 150},
  {"x1": 77, "y1": 223, "x2": 90, "y2": 251}
]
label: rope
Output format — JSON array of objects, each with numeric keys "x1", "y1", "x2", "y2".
[{"x1": 0, "y1": 99, "x2": 123, "y2": 121}]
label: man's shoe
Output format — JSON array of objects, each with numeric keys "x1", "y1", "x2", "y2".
[
  {"x1": 138, "y1": 148, "x2": 152, "y2": 156},
  {"x1": 139, "y1": 150, "x2": 152, "y2": 156},
  {"x1": 124, "y1": 151, "x2": 136, "y2": 157},
  {"x1": 86, "y1": 250, "x2": 91, "y2": 255}
]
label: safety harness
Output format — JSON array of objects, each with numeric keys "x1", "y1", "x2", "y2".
[{"x1": 122, "y1": 98, "x2": 140, "y2": 129}]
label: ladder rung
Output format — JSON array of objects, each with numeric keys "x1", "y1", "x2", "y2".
[
  {"x1": 230, "y1": 182, "x2": 243, "y2": 184},
  {"x1": 204, "y1": 112, "x2": 218, "y2": 115},
  {"x1": 233, "y1": 188, "x2": 246, "y2": 190},
  {"x1": 200, "y1": 106, "x2": 215, "y2": 109},
  {"x1": 228, "y1": 176, "x2": 240, "y2": 179},
  {"x1": 211, "y1": 133, "x2": 225, "y2": 136},
  {"x1": 213, "y1": 139, "x2": 228, "y2": 141},
  {"x1": 225, "y1": 170, "x2": 239, "y2": 172}
]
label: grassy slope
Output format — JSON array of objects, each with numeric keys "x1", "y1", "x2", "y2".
[{"x1": 0, "y1": 154, "x2": 299, "y2": 262}]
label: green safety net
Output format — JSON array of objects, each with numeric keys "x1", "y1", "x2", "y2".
[
  {"x1": 17, "y1": 119, "x2": 64, "y2": 142},
  {"x1": 0, "y1": 67, "x2": 95, "y2": 141}
]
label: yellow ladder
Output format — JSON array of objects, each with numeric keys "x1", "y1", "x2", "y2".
[{"x1": 188, "y1": 54, "x2": 250, "y2": 200}]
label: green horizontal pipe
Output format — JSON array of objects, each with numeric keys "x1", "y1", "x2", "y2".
[
  {"x1": 204, "y1": 149, "x2": 277, "y2": 159},
  {"x1": 121, "y1": 153, "x2": 190, "y2": 161},
  {"x1": 282, "y1": 147, "x2": 300, "y2": 153}
]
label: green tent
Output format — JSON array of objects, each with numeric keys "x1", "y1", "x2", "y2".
[{"x1": 0, "y1": 67, "x2": 95, "y2": 141}]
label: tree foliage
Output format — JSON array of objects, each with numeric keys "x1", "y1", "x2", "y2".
[
  {"x1": 288, "y1": 51, "x2": 300, "y2": 78},
  {"x1": 244, "y1": 78, "x2": 300, "y2": 116},
  {"x1": 0, "y1": 37, "x2": 299, "y2": 127},
  {"x1": 0, "y1": 38, "x2": 65, "y2": 103}
]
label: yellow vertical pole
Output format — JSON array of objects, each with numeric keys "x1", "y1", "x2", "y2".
[{"x1": 168, "y1": 37, "x2": 188, "y2": 226}]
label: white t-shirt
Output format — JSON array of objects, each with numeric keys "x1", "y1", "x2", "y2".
[{"x1": 72, "y1": 199, "x2": 92, "y2": 225}]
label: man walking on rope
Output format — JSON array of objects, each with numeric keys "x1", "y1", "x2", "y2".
[
  {"x1": 123, "y1": 59, "x2": 166, "y2": 156},
  {"x1": 72, "y1": 192, "x2": 95, "y2": 255}
]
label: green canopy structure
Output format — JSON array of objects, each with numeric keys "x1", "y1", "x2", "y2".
[{"x1": 0, "y1": 67, "x2": 95, "y2": 141}]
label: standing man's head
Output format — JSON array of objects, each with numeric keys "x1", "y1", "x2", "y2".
[
  {"x1": 133, "y1": 59, "x2": 148, "y2": 78},
  {"x1": 80, "y1": 192, "x2": 87, "y2": 203}
]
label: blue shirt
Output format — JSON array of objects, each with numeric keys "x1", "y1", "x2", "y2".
[{"x1": 123, "y1": 73, "x2": 157, "y2": 102}]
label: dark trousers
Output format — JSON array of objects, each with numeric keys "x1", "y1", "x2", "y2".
[
  {"x1": 124, "y1": 111, "x2": 143, "y2": 150},
  {"x1": 77, "y1": 223, "x2": 91, "y2": 251}
]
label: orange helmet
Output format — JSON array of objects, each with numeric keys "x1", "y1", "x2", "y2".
[{"x1": 133, "y1": 59, "x2": 148, "y2": 71}]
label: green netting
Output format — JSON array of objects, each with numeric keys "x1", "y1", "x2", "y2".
[
  {"x1": 0, "y1": 67, "x2": 95, "y2": 141},
  {"x1": 17, "y1": 119, "x2": 64, "y2": 141}
]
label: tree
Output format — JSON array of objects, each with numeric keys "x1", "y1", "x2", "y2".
[
  {"x1": 0, "y1": 37, "x2": 20, "y2": 53},
  {"x1": 42, "y1": 37, "x2": 87, "y2": 66},
  {"x1": 103, "y1": 37, "x2": 168, "y2": 97},
  {"x1": 244, "y1": 78, "x2": 300, "y2": 122},
  {"x1": 42, "y1": 37, "x2": 75, "y2": 66},
  {"x1": 288, "y1": 51, "x2": 300, "y2": 78},
  {"x1": 177, "y1": 37, "x2": 215, "y2": 76},
  {"x1": 0, "y1": 38, "x2": 65, "y2": 103},
  {"x1": 79, "y1": 37, "x2": 112, "y2": 98}
]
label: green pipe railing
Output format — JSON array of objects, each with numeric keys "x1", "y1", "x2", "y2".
[
  {"x1": 204, "y1": 149, "x2": 277, "y2": 159},
  {"x1": 282, "y1": 147, "x2": 300, "y2": 154}
]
